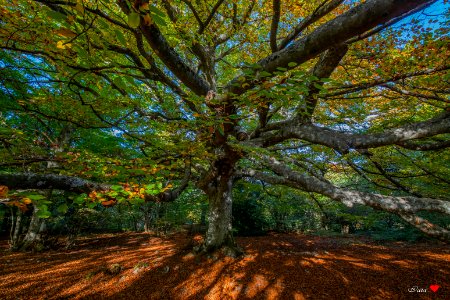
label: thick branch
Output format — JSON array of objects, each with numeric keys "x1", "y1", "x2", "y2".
[
  {"x1": 297, "y1": 44, "x2": 348, "y2": 121},
  {"x1": 243, "y1": 155, "x2": 450, "y2": 241},
  {"x1": 0, "y1": 171, "x2": 190, "y2": 203},
  {"x1": 0, "y1": 173, "x2": 109, "y2": 193},
  {"x1": 397, "y1": 139, "x2": 450, "y2": 151},
  {"x1": 251, "y1": 112, "x2": 450, "y2": 152},
  {"x1": 346, "y1": 1, "x2": 434, "y2": 44},
  {"x1": 245, "y1": 161, "x2": 450, "y2": 216},
  {"x1": 224, "y1": 0, "x2": 434, "y2": 98},
  {"x1": 117, "y1": 0, "x2": 211, "y2": 96}
]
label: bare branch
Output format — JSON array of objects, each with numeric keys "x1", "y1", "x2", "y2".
[
  {"x1": 161, "y1": 0, "x2": 179, "y2": 23},
  {"x1": 382, "y1": 83, "x2": 450, "y2": 103},
  {"x1": 199, "y1": 0, "x2": 226, "y2": 34},
  {"x1": 323, "y1": 65, "x2": 450, "y2": 98},
  {"x1": 278, "y1": 0, "x2": 344, "y2": 51},
  {"x1": 297, "y1": 44, "x2": 348, "y2": 121},
  {"x1": 181, "y1": 0, "x2": 204, "y2": 29},
  {"x1": 270, "y1": 0, "x2": 281, "y2": 53}
]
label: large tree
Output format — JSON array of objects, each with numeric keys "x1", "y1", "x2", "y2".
[{"x1": 1, "y1": 0, "x2": 449, "y2": 254}]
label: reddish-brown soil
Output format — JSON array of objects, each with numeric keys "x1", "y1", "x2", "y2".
[{"x1": 0, "y1": 232, "x2": 448, "y2": 300}]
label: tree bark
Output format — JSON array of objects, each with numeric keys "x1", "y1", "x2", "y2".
[
  {"x1": 20, "y1": 205, "x2": 47, "y2": 251},
  {"x1": 10, "y1": 210, "x2": 23, "y2": 250},
  {"x1": 143, "y1": 209, "x2": 151, "y2": 233},
  {"x1": 197, "y1": 155, "x2": 243, "y2": 257},
  {"x1": 205, "y1": 176, "x2": 234, "y2": 249}
]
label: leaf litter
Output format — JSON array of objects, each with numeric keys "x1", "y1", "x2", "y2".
[{"x1": 0, "y1": 232, "x2": 448, "y2": 299}]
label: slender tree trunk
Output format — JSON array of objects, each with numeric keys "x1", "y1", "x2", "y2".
[
  {"x1": 20, "y1": 205, "x2": 46, "y2": 251},
  {"x1": 143, "y1": 202, "x2": 159, "y2": 233},
  {"x1": 144, "y1": 212, "x2": 151, "y2": 233},
  {"x1": 200, "y1": 203, "x2": 207, "y2": 226},
  {"x1": 10, "y1": 210, "x2": 23, "y2": 249},
  {"x1": 341, "y1": 224, "x2": 350, "y2": 234}
]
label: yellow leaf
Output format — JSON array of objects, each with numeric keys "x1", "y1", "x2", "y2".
[
  {"x1": 75, "y1": 2, "x2": 84, "y2": 14},
  {"x1": 128, "y1": 12, "x2": 140, "y2": 28},
  {"x1": 56, "y1": 40, "x2": 71, "y2": 49},
  {"x1": 55, "y1": 28, "x2": 77, "y2": 38},
  {"x1": 22, "y1": 198, "x2": 32, "y2": 204}
]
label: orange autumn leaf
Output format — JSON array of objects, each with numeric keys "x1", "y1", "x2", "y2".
[
  {"x1": 0, "y1": 185, "x2": 8, "y2": 198},
  {"x1": 101, "y1": 199, "x2": 116, "y2": 207}
]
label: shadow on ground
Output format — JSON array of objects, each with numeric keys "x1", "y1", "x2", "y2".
[{"x1": 0, "y1": 232, "x2": 448, "y2": 299}]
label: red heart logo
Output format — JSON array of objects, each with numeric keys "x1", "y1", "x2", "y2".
[{"x1": 429, "y1": 284, "x2": 440, "y2": 293}]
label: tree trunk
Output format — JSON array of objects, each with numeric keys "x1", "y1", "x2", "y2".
[
  {"x1": 205, "y1": 176, "x2": 234, "y2": 250},
  {"x1": 142, "y1": 202, "x2": 159, "y2": 233},
  {"x1": 20, "y1": 205, "x2": 47, "y2": 251},
  {"x1": 197, "y1": 159, "x2": 243, "y2": 257},
  {"x1": 200, "y1": 203, "x2": 207, "y2": 226},
  {"x1": 144, "y1": 212, "x2": 151, "y2": 233},
  {"x1": 10, "y1": 210, "x2": 23, "y2": 250},
  {"x1": 341, "y1": 224, "x2": 350, "y2": 234}
]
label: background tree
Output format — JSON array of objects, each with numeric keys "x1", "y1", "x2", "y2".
[{"x1": 0, "y1": 0, "x2": 449, "y2": 255}]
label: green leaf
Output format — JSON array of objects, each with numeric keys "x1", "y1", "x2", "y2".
[
  {"x1": 149, "y1": 5, "x2": 166, "y2": 18},
  {"x1": 151, "y1": 13, "x2": 167, "y2": 27},
  {"x1": 115, "y1": 30, "x2": 127, "y2": 46},
  {"x1": 36, "y1": 205, "x2": 51, "y2": 218},
  {"x1": 75, "y1": 45, "x2": 89, "y2": 59},
  {"x1": 46, "y1": 10, "x2": 66, "y2": 22},
  {"x1": 288, "y1": 62, "x2": 297, "y2": 68},
  {"x1": 145, "y1": 184, "x2": 155, "y2": 190},
  {"x1": 113, "y1": 77, "x2": 127, "y2": 91},
  {"x1": 128, "y1": 13, "x2": 140, "y2": 28},
  {"x1": 110, "y1": 185, "x2": 123, "y2": 191},
  {"x1": 37, "y1": 210, "x2": 52, "y2": 219},
  {"x1": 28, "y1": 194, "x2": 45, "y2": 201},
  {"x1": 57, "y1": 203, "x2": 69, "y2": 214},
  {"x1": 259, "y1": 71, "x2": 272, "y2": 77},
  {"x1": 74, "y1": 194, "x2": 87, "y2": 204},
  {"x1": 313, "y1": 83, "x2": 325, "y2": 91}
]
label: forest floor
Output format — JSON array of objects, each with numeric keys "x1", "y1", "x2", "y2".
[{"x1": 0, "y1": 232, "x2": 449, "y2": 300}]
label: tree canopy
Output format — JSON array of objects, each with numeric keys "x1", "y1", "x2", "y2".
[{"x1": 0, "y1": 0, "x2": 449, "y2": 252}]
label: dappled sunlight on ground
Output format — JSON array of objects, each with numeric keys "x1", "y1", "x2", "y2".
[{"x1": 0, "y1": 232, "x2": 449, "y2": 299}]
